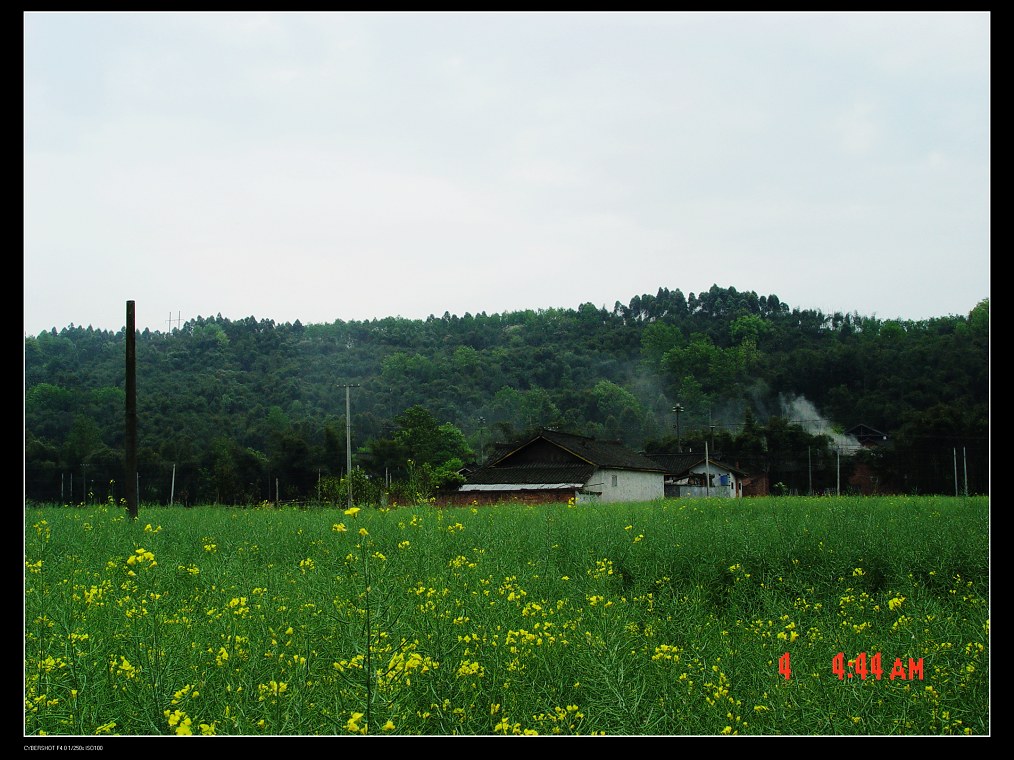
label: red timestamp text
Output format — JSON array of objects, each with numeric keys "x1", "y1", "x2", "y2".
[{"x1": 777, "y1": 652, "x2": 925, "y2": 681}]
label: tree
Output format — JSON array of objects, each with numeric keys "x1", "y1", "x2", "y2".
[{"x1": 390, "y1": 406, "x2": 471, "y2": 466}]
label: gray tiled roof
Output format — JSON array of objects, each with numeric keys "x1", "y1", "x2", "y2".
[
  {"x1": 646, "y1": 453, "x2": 750, "y2": 478},
  {"x1": 464, "y1": 429, "x2": 664, "y2": 488},
  {"x1": 497, "y1": 429, "x2": 665, "y2": 472},
  {"x1": 644, "y1": 453, "x2": 704, "y2": 475},
  {"x1": 463, "y1": 462, "x2": 595, "y2": 486}
]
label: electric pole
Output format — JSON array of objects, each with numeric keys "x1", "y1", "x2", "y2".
[
  {"x1": 673, "y1": 404, "x2": 684, "y2": 452},
  {"x1": 340, "y1": 384, "x2": 360, "y2": 509},
  {"x1": 125, "y1": 301, "x2": 138, "y2": 519}
]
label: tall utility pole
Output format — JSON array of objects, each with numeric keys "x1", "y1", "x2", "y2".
[
  {"x1": 340, "y1": 384, "x2": 360, "y2": 509},
  {"x1": 963, "y1": 446, "x2": 968, "y2": 496},
  {"x1": 705, "y1": 440, "x2": 711, "y2": 497},
  {"x1": 125, "y1": 301, "x2": 138, "y2": 519},
  {"x1": 673, "y1": 404, "x2": 684, "y2": 452}
]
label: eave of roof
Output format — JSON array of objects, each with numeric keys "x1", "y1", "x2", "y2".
[{"x1": 460, "y1": 483, "x2": 583, "y2": 491}]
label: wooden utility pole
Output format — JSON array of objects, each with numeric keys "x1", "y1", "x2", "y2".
[{"x1": 125, "y1": 301, "x2": 138, "y2": 519}]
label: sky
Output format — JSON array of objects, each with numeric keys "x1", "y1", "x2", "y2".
[{"x1": 24, "y1": 11, "x2": 990, "y2": 336}]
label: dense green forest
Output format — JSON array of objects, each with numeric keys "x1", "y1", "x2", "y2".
[{"x1": 24, "y1": 285, "x2": 989, "y2": 505}]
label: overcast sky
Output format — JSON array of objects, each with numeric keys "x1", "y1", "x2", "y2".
[{"x1": 24, "y1": 11, "x2": 990, "y2": 335}]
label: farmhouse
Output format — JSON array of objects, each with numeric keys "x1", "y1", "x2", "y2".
[
  {"x1": 446, "y1": 429, "x2": 665, "y2": 506},
  {"x1": 646, "y1": 453, "x2": 751, "y2": 498}
]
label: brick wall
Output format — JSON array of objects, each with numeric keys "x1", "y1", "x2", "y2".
[{"x1": 436, "y1": 489, "x2": 577, "y2": 507}]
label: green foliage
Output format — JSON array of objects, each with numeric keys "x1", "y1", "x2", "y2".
[
  {"x1": 23, "y1": 286, "x2": 989, "y2": 505},
  {"x1": 729, "y1": 313, "x2": 770, "y2": 345},
  {"x1": 390, "y1": 406, "x2": 471, "y2": 467}
]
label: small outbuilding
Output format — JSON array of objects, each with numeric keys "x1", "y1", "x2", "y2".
[{"x1": 646, "y1": 453, "x2": 751, "y2": 498}]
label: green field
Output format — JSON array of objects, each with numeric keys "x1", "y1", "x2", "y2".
[{"x1": 24, "y1": 496, "x2": 989, "y2": 737}]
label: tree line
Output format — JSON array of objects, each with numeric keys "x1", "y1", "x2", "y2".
[{"x1": 24, "y1": 284, "x2": 989, "y2": 505}]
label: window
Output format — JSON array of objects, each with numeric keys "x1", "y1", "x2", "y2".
[{"x1": 611, "y1": 474, "x2": 618, "y2": 487}]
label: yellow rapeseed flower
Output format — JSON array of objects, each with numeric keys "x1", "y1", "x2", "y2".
[{"x1": 346, "y1": 712, "x2": 366, "y2": 734}]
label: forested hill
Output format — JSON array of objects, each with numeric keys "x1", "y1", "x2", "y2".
[{"x1": 24, "y1": 285, "x2": 990, "y2": 504}]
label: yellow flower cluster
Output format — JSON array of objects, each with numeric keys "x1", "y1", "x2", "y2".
[
  {"x1": 346, "y1": 711, "x2": 367, "y2": 734},
  {"x1": 37, "y1": 655, "x2": 67, "y2": 673},
  {"x1": 532, "y1": 705, "x2": 585, "y2": 734},
  {"x1": 126, "y1": 548, "x2": 156, "y2": 568},
  {"x1": 776, "y1": 618, "x2": 799, "y2": 643},
  {"x1": 382, "y1": 647, "x2": 438, "y2": 688},
  {"x1": 257, "y1": 680, "x2": 288, "y2": 701},
  {"x1": 110, "y1": 656, "x2": 138, "y2": 680},
  {"x1": 165, "y1": 709, "x2": 193, "y2": 735},
  {"x1": 456, "y1": 659, "x2": 485, "y2": 678},
  {"x1": 651, "y1": 644, "x2": 682, "y2": 664},
  {"x1": 170, "y1": 684, "x2": 198, "y2": 704}
]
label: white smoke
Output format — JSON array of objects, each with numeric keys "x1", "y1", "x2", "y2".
[{"x1": 778, "y1": 394, "x2": 862, "y2": 453}]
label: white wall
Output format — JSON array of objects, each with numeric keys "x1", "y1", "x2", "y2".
[
  {"x1": 588, "y1": 468, "x2": 664, "y2": 503},
  {"x1": 678, "y1": 463, "x2": 742, "y2": 498}
]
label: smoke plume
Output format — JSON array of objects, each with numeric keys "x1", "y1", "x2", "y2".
[{"x1": 778, "y1": 394, "x2": 862, "y2": 453}]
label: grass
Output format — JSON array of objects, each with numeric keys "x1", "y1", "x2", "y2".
[{"x1": 24, "y1": 495, "x2": 989, "y2": 738}]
